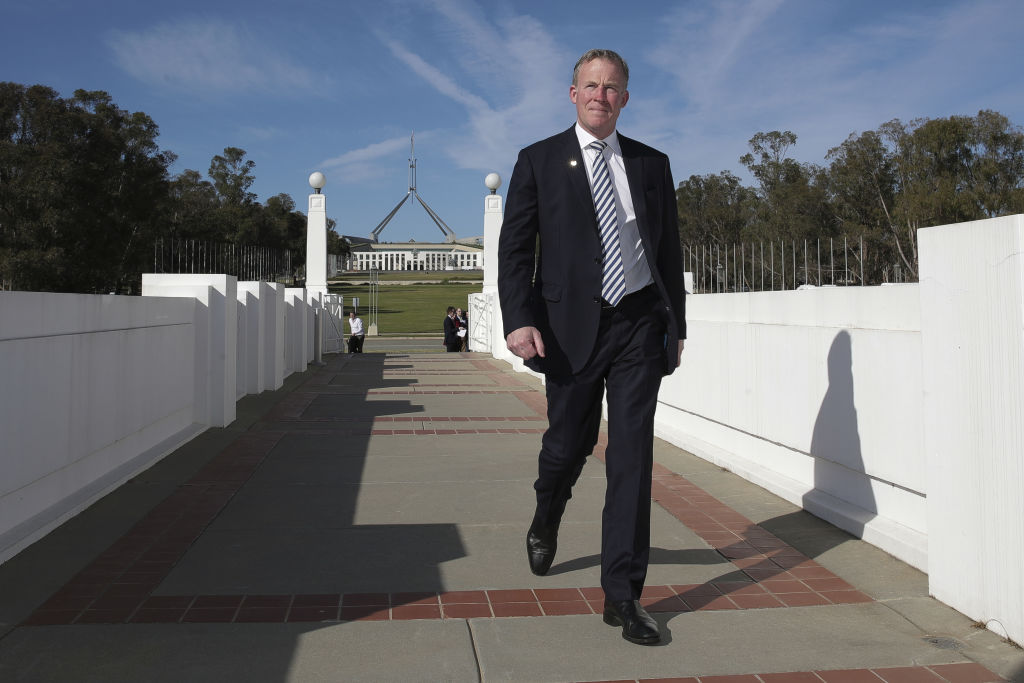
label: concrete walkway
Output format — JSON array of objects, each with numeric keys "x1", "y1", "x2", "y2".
[{"x1": 1, "y1": 342, "x2": 1022, "y2": 682}]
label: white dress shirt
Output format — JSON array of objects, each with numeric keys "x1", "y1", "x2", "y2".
[{"x1": 575, "y1": 123, "x2": 654, "y2": 296}]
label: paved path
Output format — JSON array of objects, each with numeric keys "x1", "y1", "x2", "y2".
[{"x1": 1, "y1": 345, "x2": 1022, "y2": 682}]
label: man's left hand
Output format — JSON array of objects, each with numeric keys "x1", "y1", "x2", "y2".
[{"x1": 676, "y1": 340, "x2": 685, "y2": 367}]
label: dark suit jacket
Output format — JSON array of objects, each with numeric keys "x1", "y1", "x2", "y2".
[
  {"x1": 443, "y1": 315, "x2": 459, "y2": 346},
  {"x1": 498, "y1": 126, "x2": 686, "y2": 376}
]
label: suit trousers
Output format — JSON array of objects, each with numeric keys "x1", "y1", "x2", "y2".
[{"x1": 533, "y1": 285, "x2": 666, "y2": 601}]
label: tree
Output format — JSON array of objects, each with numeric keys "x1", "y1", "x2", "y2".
[
  {"x1": 167, "y1": 169, "x2": 219, "y2": 240},
  {"x1": 0, "y1": 83, "x2": 174, "y2": 292},
  {"x1": 208, "y1": 147, "x2": 256, "y2": 206},
  {"x1": 825, "y1": 111, "x2": 1024, "y2": 280},
  {"x1": 676, "y1": 171, "x2": 754, "y2": 246},
  {"x1": 739, "y1": 131, "x2": 831, "y2": 243},
  {"x1": 823, "y1": 130, "x2": 901, "y2": 283}
]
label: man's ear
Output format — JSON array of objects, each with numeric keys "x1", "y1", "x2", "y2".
[
  {"x1": 620, "y1": 90, "x2": 629, "y2": 108},
  {"x1": 569, "y1": 84, "x2": 578, "y2": 104}
]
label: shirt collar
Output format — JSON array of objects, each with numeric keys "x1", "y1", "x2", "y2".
[{"x1": 575, "y1": 122, "x2": 620, "y2": 156}]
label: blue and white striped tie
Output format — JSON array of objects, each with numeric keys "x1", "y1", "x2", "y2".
[{"x1": 588, "y1": 140, "x2": 626, "y2": 306}]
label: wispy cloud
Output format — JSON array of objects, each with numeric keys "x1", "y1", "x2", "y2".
[
  {"x1": 642, "y1": 0, "x2": 1024, "y2": 179},
  {"x1": 107, "y1": 19, "x2": 317, "y2": 94},
  {"x1": 373, "y1": 2, "x2": 573, "y2": 173},
  {"x1": 382, "y1": 38, "x2": 490, "y2": 113},
  {"x1": 319, "y1": 134, "x2": 416, "y2": 182}
]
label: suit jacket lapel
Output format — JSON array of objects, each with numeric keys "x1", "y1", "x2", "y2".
[{"x1": 560, "y1": 127, "x2": 597, "y2": 226}]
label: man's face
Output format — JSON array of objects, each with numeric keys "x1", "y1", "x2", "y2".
[{"x1": 570, "y1": 58, "x2": 629, "y2": 140}]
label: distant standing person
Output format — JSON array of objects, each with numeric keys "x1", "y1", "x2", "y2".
[
  {"x1": 443, "y1": 306, "x2": 461, "y2": 352},
  {"x1": 455, "y1": 307, "x2": 468, "y2": 351},
  {"x1": 348, "y1": 311, "x2": 365, "y2": 353}
]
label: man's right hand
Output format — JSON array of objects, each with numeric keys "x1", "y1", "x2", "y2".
[{"x1": 506, "y1": 326, "x2": 545, "y2": 361}]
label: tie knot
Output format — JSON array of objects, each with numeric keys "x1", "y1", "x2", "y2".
[{"x1": 588, "y1": 140, "x2": 607, "y2": 153}]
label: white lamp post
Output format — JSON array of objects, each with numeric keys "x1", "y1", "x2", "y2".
[
  {"x1": 482, "y1": 172, "x2": 502, "y2": 288},
  {"x1": 306, "y1": 171, "x2": 328, "y2": 297}
]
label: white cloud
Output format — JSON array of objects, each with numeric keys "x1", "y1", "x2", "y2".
[
  {"x1": 107, "y1": 19, "x2": 317, "y2": 94},
  {"x1": 382, "y1": 38, "x2": 490, "y2": 113},
  {"x1": 319, "y1": 134, "x2": 417, "y2": 182},
  {"x1": 373, "y1": 3, "x2": 573, "y2": 173},
  {"x1": 642, "y1": 0, "x2": 1024, "y2": 179}
]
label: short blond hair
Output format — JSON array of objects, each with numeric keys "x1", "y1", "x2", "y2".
[{"x1": 572, "y1": 49, "x2": 629, "y2": 88}]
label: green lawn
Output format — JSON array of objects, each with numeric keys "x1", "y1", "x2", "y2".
[{"x1": 328, "y1": 281, "x2": 482, "y2": 334}]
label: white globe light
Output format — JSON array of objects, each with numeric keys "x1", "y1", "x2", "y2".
[
  {"x1": 308, "y1": 171, "x2": 326, "y2": 190},
  {"x1": 484, "y1": 172, "x2": 501, "y2": 191}
]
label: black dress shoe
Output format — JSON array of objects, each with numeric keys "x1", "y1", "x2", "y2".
[
  {"x1": 603, "y1": 599, "x2": 661, "y2": 645},
  {"x1": 526, "y1": 524, "x2": 558, "y2": 576}
]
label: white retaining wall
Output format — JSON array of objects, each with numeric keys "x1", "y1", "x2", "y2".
[
  {"x1": 483, "y1": 213, "x2": 1023, "y2": 645},
  {"x1": 0, "y1": 291, "x2": 200, "y2": 565},
  {"x1": 0, "y1": 276, "x2": 331, "y2": 565},
  {"x1": 919, "y1": 214, "x2": 1024, "y2": 644},
  {"x1": 655, "y1": 284, "x2": 927, "y2": 569}
]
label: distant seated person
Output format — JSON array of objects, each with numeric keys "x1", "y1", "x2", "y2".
[{"x1": 348, "y1": 311, "x2": 365, "y2": 353}]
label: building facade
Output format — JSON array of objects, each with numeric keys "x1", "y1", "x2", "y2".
[{"x1": 346, "y1": 240, "x2": 483, "y2": 271}]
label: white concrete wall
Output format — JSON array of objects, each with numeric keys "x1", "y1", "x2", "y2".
[
  {"x1": 919, "y1": 214, "x2": 1024, "y2": 644},
  {"x1": 1, "y1": 276, "x2": 333, "y2": 567},
  {"x1": 142, "y1": 274, "x2": 238, "y2": 427},
  {"x1": 0, "y1": 291, "x2": 203, "y2": 565},
  {"x1": 285, "y1": 288, "x2": 311, "y2": 374},
  {"x1": 485, "y1": 188, "x2": 1023, "y2": 643},
  {"x1": 237, "y1": 282, "x2": 268, "y2": 397},
  {"x1": 655, "y1": 285, "x2": 927, "y2": 570},
  {"x1": 264, "y1": 283, "x2": 286, "y2": 391}
]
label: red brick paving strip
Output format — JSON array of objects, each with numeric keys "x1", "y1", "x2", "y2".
[{"x1": 576, "y1": 663, "x2": 1006, "y2": 683}]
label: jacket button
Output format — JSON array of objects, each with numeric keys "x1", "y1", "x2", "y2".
[
  {"x1": 593, "y1": 296, "x2": 601, "y2": 304},
  {"x1": 594, "y1": 256, "x2": 602, "y2": 264}
]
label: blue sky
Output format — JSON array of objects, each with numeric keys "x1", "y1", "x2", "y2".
[{"x1": 3, "y1": 0, "x2": 1022, "y2": 243}]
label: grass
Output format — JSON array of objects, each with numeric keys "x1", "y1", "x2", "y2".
[{"x1": 328, "y1": 280, "x2": 482, "y2": 334}]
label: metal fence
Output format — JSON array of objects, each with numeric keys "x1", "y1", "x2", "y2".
[
  {"x1": 683, "y1": 237, "x2": 915, "y2": 294},
  {"x1": 153, "y1": 238, "x2": 292, "y2": 283}
]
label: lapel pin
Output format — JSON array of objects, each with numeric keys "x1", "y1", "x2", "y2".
[{"x1": 569, "y1": 159, "x2": 578, "y2": 168}]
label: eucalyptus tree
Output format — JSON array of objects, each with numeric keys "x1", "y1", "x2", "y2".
[
  {"x1": 676, "y1": 171, "x2": 755, "y2": 246},
  {"x1": 739, "y1": 130, "x2": 831, "y2": 244},
  {"x1": 825, "y1": 110, "x2": 1024, "y2": 280},
  {"x1": 0, "y1": 83, "x2": 174, "y2": 292}
]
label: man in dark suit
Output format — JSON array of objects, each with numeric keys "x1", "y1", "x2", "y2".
[
  {"x1": 498, "y1": 49, "x2": 685, "y2": 645},
  {"x1": 443, "y1": 306, "x2": 461, "y2": 352}
]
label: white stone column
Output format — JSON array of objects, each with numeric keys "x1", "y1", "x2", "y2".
[
  {"x1": 305, "y1": 182, "x2": 328, "y2": 297},
  {"x1": 482, "y1": 173, "x2": 512, "y2": 363},
  {"x1": 142, "y1": 274, "x2": 237, "y2": 427},
  {"x1": 263, "y1": 283, "x2": 286, "y2": 390},
  {"x1": 285, "y1": 287, "x2": 310, "y2": 373},
  {"x1": 237, "y1": 282, "x2": 266, "y2": 395},
  {"x1": 919, "y1": 213, "x2": 1024, "y2": 645}
]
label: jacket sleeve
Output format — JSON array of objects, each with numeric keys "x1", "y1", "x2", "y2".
[
  {"x1": 497, "y1": 147, "x2": 541, "y2": 338},
  {"x1": 659, "y1": 157, "x2": 686, "y2": 339}
]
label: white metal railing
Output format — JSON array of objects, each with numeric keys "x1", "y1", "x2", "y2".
[
  {"x1": 468, "y1": 292, "x2": 492, "y2": 353},
  {"x1": 322, "y1": 293, "x2": 345, "y2": 353}
]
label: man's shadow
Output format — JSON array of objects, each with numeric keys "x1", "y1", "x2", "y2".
[
  {"x1": 733, "y1": 329, "x2": 876, "y2": 587},
  {"x1": 745, "y1": 329, "x2": 875, "y2": 585}
]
